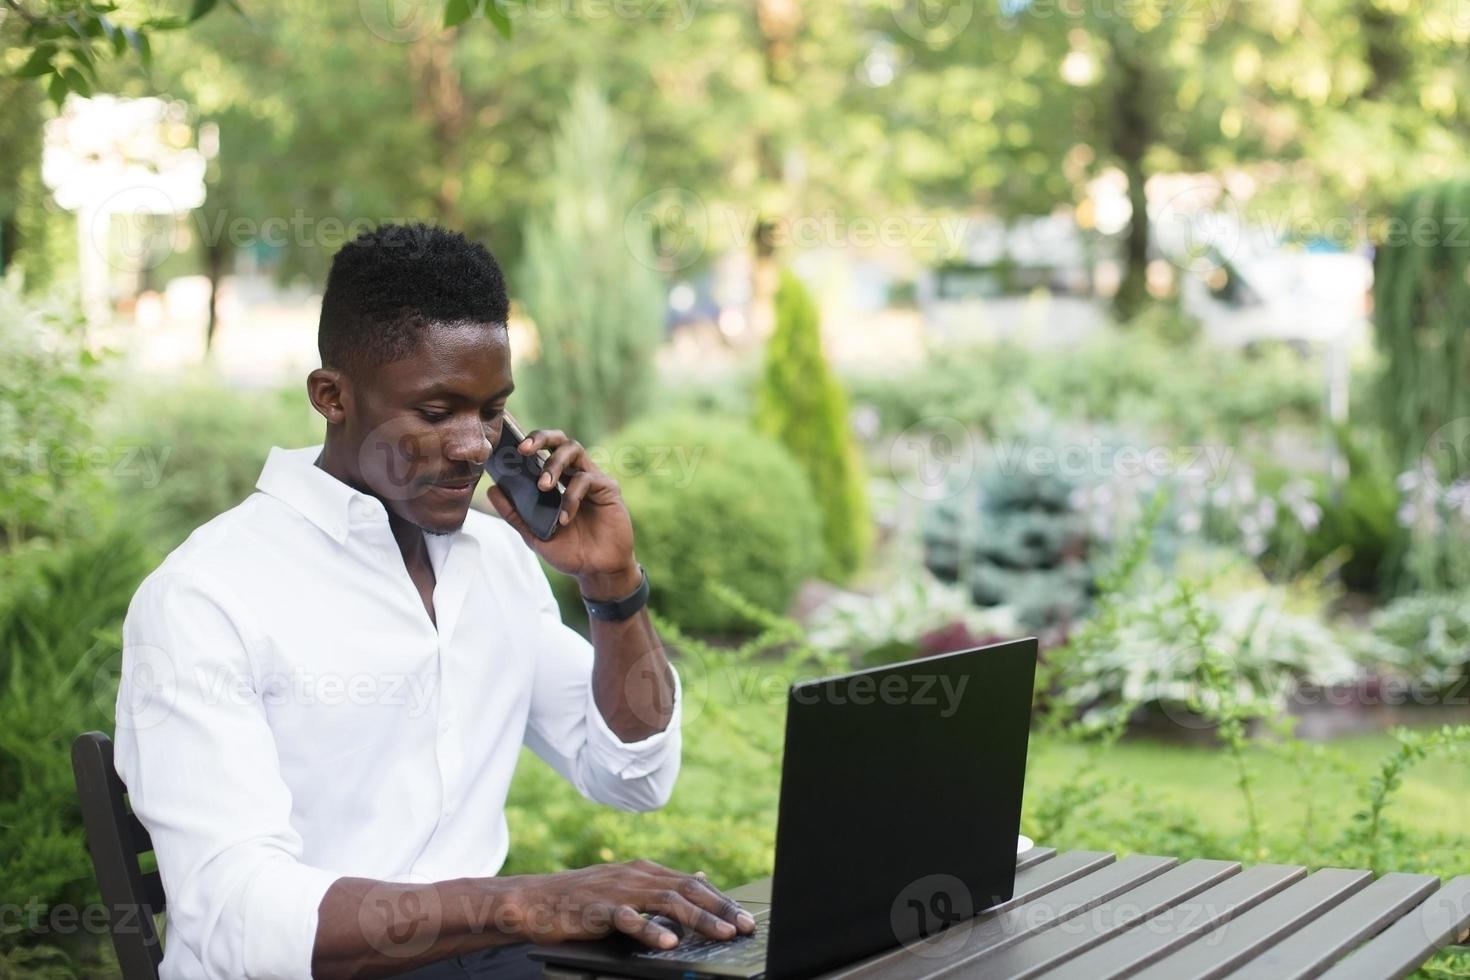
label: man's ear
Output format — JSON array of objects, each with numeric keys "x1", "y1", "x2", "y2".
[{"x1": 307, "y1": 368, "x2": 349, "y2": 425}]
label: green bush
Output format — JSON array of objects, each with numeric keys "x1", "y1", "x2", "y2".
[
  {"x1": 606, "y1": 413, "x2": 822, "y2": 635},
  {"x1": 105, "y1": 382, "x2": 322, "y2": 546},
  {"x1": 0, "y1": 284, "x2": 112, "y2": 548},
  {"x1": 1362, "y1": 592, "x2": 1470, "y2": 689},
  {"x1": 0, "y1": 522, "x2": 157, "y2": 956},
  {"x1": 1296, "y1": 426, "x2": 1402, "y2": 594},
  {"x1": 515, "y1": 81, "x2": 665, "y2": 445},
  {"x1": 921, "y1": 429, "x2": 1097, "y2": 632},
  {"x1": 1373, "y1": 179, "x2": 1470, "y2": 465},
  {"x1": 847, "y1": 328, "x2": 1321, "y2": 447},
  {"x1": 755, "y1": 269, "x2": 871, "y2": 582}
]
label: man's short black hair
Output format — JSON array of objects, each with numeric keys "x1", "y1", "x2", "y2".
[{"x1": 318, "y1": 223, "x2": 509, "y2": 372}]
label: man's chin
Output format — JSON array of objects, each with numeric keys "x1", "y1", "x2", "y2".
[{"x1": 395, "y1": 499, "x2": 471, "y2": 536}]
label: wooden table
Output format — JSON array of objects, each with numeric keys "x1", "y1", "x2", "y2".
[{"x1": 549, "y1": 847, "x2": 1470, "y2": 980}]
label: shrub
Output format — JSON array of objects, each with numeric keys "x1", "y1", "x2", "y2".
[
  {"x1": 105, "y1": 382, "x2": 322, "y2": 546},
  {"x1": 1361, "y1": 592, "x2": 1470, "y2": 689},
  {"x1": 605, "y1": 413, "x2": 822, "y2": 634},
  {"x1": 846, "y1": 328, "x2": 1321, "y2": 447},
  {"x1": 1275, "y1": 426, "x2": 1402, "y2": 594},
  {"x1": 755, "y1": 269, "x2": 871, "y2": 582},
  {"x1": 0, "y1": 284, "x2": 112, "y2": 548},
  {"x1": 804, "y1": 569, "x2": 1021, "y2": 668},
  {"x1": 1372, "y1": 179, "x2": 1470, "y2": 465},
  {"x1": 515, "y1": 81, "x2": 665, "y2": 445},
  {"x1": 921, "y1": 429, "x2": 1097, "y2": 633},
  {"x1": 0, "y1": 522, "x2": 158, "y2": 956}
]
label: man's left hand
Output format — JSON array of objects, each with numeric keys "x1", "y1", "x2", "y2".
[{"x1": 484, "y1": 428, "x2": 642, "y2": 600}]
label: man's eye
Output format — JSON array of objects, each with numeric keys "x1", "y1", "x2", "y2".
[{"x1": 419, "y1": 410, "x2": 451, "y2": 423}]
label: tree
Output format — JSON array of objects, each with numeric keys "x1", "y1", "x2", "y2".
[
  {"x1": 755, "y1": 268, "x2": 871, "y2": 582},
  {"x1": 2, "y1": 0, "x2": 232, "y2": 105},
  {"x1": 1372, "y1": 179, "x2": 1470, "y2": 464},
  {"x1": 515, "y1": 81, "x2": 665, "y2": 444}
]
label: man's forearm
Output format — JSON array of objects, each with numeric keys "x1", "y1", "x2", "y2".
[
  {"x1": 312, "y1": 875, "x2": 526, "y2": 980},
  {"x1": 580, "y1": 564, "x2": 675, "y2": 742}
]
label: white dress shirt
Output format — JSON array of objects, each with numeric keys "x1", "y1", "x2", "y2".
[{"x1": 113, "y1": 445, "x2": 682, "y2": 980}]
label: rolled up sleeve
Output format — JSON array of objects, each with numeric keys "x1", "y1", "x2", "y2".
[
  {"x1": 516, "y1": 551, "x2": 682, "y2": 812},
  {"x1": 113, "y1": 571, "x2": 339, "y2": 980}
]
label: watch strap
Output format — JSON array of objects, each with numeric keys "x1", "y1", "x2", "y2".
[{"x1": 582, "y1": 565, "x2": 650, "y2": 621}]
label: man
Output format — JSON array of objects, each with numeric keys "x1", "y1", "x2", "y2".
[{"x1": 114, "y1": 224, "x2": 754, "y2": 980}]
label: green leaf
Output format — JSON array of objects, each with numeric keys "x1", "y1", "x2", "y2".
[
  {"x1": 485, "y1": 0, "x2": 513, "y2": 38},
  {"x1": 14, "y1": 45, "x2": 58, "y2": 78},
  {"x1": 189, "y1": 0, "x2": 220, "y2": 21},
  {"x1": 47, "y1": 72, "x2": 68, "y2": 107},
  {"x1": 62, "y1": 67, "x2": 91, "y2": 97},
  {"x1": 110, "y1": 25, "x2": 127, "y2": 56},
  {"x1": 444, "y1": 0, "x2": 474, "y2": 27}
]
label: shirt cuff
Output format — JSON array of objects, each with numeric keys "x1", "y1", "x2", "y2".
[
  {"x1": 240, "y1": 859, "x2": 341, "y2": 979},
  {"x1": 584, "y1": 662, "x2": 683, "y2": 780}
]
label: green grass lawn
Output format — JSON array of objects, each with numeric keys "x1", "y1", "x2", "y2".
[{"x1": 1028, "y1": 732, "x2": 1470, "y2": 844}]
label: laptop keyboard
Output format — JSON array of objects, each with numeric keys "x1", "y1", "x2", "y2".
[{"x1": 631, "y1": 906, "x2": 772, "y2": 968}]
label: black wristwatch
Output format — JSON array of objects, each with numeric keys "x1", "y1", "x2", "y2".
[{"x1": 581, "y1": 565, "x2": 650, "y2": 622}]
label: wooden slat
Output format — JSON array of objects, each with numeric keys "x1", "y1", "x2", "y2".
[
  {"x1": 1131, "y1": 869, "x2": 1372, "y2": 980},
  {"x1": 955, "y1": 859, "x2": 1240, "y2": 979},
  {"x1": 1318, "y1": 876, "x2": 1470, "y2": 980},
  {"x1": 1017, "y1": 847, "x2": 1058, "y2": 872},
  {"x1": 826, "y1": 853, "x2": 1171, "y2": 980},
  {"x1": 1038, "y1": 864, "x2": 1307, "y2": 980},
  {"x1": 1221, "y1": 873, "x2": 1441, "y2": 980},
  {"x1": 826, "y1": 850, "x2": 1121, "y2": 979}
]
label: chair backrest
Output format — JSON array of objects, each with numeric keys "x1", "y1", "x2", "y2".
[{"x1": 71, "y1": 731, "x2": 165, "y2": 980}]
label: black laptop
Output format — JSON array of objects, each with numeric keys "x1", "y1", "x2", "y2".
[{"x1": 530, "y1": 637, "x2": 1039, "y2": 980}]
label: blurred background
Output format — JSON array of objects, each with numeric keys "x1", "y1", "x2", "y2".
[{"x1": 3, "y1": 0, "x2": 1470, "y2": 975}]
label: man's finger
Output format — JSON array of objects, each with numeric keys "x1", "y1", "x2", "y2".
[
  {"x1": 675, "y1": 875, "x2": 756, "y2": 933},
  {"x1": 613, "y1": 905, "x2": 678, "y2": 949},
  {"x1": 540, "y1": 441, "x2": 585, "y2": 489},
  {"x1": 524, "y1": 428, "x2": 567, "y2": 454},
  {"x1": 558, "y1": 472, "x2": 597, "y2": 526},
  {"x1": 646, "y1": 888, "x2": 736, "y2": 941}
]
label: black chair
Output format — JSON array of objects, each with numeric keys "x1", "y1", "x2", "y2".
[{"x1": 71, "y1": 731, "x2": 165, "y2": 980}]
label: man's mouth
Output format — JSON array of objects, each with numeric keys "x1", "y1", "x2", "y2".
[{"x1": 426, "y1": 471, "x2": 482, "y2": 498}]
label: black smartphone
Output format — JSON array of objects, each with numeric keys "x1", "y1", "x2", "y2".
[{"x1": 487, "y1": 412, "x2": 565, "y2": 541}]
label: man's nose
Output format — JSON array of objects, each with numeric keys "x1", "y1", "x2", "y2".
[{"x1": 444, "y1": 415, "x2": 492, "y2": 467}]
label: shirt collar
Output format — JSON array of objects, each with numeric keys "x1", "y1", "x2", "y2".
[{"x1": 256, "y1": 445, "x2": 388, "y2": 544}]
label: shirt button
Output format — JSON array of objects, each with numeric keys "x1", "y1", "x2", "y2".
[{"x1": 349, "y1": 499, "x2": 377, "y2": 522}]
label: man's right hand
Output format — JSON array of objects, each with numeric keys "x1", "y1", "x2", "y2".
[{"x1": 506, "y1": 860, "x2": 758, "y2": 949}]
